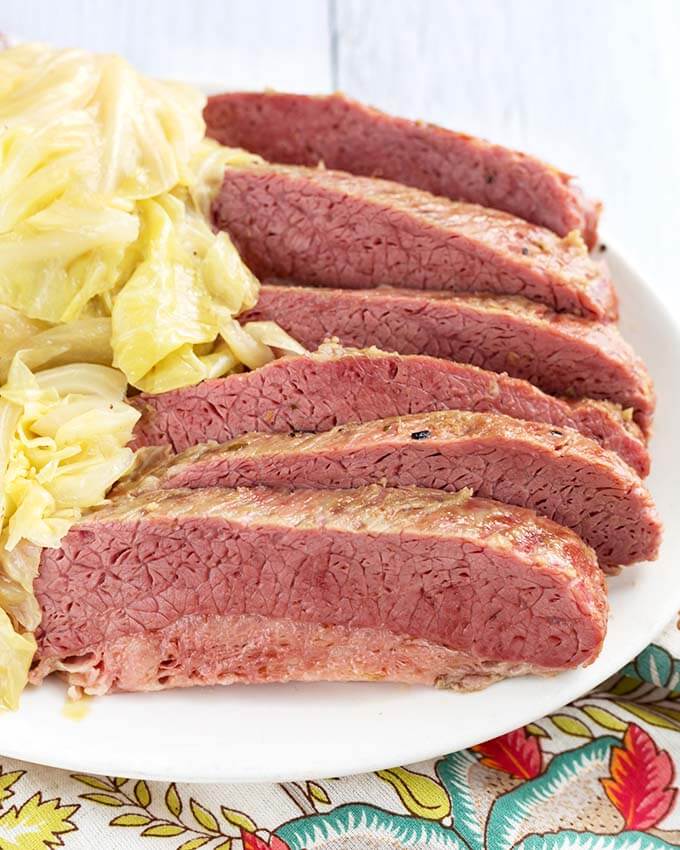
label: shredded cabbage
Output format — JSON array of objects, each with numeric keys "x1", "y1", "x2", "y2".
[
  {"x1": 0, "y1": 608, "x2": 36, "y2": 711},
  {"x1": 0, "y1": 317, "x2": 113, "y2": 383},
  {"x1": 0, "y1": 358, "x2": 139, "y2": 547},
  {"x1": 0, "y1": 43, "x2": 304, "y2": 707},
  {"x1": 0, "y1": 43, "x2": 278, "y2": 394},
  {"x1": 0, "y1": 357, "x2": 139, "y2": 707}
]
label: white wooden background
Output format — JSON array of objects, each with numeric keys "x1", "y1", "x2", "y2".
[{"x1": 3, "y1": 0, "x2": 680, "y2": 315}]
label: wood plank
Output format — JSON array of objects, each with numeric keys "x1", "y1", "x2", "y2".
[{"x1": 1, "y1": 0, "x2": 333, "y2": 90}]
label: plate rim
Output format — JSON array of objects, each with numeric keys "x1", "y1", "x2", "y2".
[{"x1": 1, "y1": 241, "x2": 679, "y2": 784}]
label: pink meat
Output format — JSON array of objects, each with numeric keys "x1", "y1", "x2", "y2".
[
  {"x1": 243, "y1": 283, "x2": 654, "y2": 432},
  {"x1": 213, "y1": 164, "x2": 616, "y2": 320},
  {"x1": 137, "y1": 410, "x2": 660, "y2": 567},
  {"x1": 130, "y1": 344, "x2": 649, "y2": 477},
  {"x1": 32, "y1": 485, "x2": 607, "y2": 694},
  {"x1": 205, "y1": 91, "x2": 600, "y2": 248}
]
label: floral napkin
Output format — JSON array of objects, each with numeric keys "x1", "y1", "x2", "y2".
[{"x1": 1, "y1": 619, "x2": 680, "y2": 849}]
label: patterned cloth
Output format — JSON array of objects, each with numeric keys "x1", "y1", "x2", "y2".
[{"x1": 1, "y1": 621, "x2": 680, "y2": 850}]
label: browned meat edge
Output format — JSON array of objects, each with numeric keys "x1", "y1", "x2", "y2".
[
  {"x1": 125, "y1": 409, "x2": 660, "y2": 568},
  {"x1": 205, "y1": 91, "x2": 600, "y2": 247},
  {"x1": 243, "y1": 282, "x2": 654, "y2": 432},
  {"x1": 129, "y1": 343, "x2": 649, "y2": 477},
  {"x1": 213, "y1": 164, "x2": 616, "y2": 320},
  {"x1": 32, "y1": 485, "x2": 607, "y2": 694}
]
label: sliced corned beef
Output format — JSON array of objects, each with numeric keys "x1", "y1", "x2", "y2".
[
  {"x1": 204, "y1": 91, "x2": 600, "y2": 248},
  {"x1": 32, "y1": 485, "x2": 607, "y2": 694},
  {"x1": 130, "y1": 344, "x2": 649, "y2": 477},
  {"x1": 243, "y1": 283, "x2": 654, "y2": 432},
  {"x1": 212, "y1": 164, "x2": 615, "y2": 319},
  {"x1": 128, "y1": 409, "x2": 660, "y2": 568}
]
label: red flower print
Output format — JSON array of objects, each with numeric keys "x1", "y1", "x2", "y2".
[
  {"x1": 601, "y1": 723, "x2": 678, "y2": 830},
  {"x1": 472, "y1": 727, "x2": 543, "y2": 779},
  {"x1": 241, "y1": 828, "x2": 290, "y2": 850}
]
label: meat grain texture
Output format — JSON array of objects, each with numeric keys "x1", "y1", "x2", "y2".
[
  {"x1": 32, "y1": 485, "x2": 607, "y2": 695},
  {"x1": 205, "y1": 91, "x2": 600, "y2": 247},
  {"x1": 130, "y1": 344, "x2": 649, "y2": 477},
  {"x1": 213, "y1": 164, "x2": 616, "y2": 319},
  {"x1": 131, "y1": 409, "x2": 660, "y2": 568},
  {"x1": 245, "y1": 283, "x2": 654, "y2": 432},
  {"x1": 26, "y1": 90, "x2": 662, "y2": 702}
]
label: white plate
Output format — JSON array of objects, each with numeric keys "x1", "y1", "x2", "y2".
[{"x1": 1, "y1": 246, "x2": 679, "y2": 783}]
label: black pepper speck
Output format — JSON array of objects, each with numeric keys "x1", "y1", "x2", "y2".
[{"x1": 410, "y1": 430, "x2": 431, "y2": 440}]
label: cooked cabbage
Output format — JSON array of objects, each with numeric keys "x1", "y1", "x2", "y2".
[
  {"x1": 0, "y1": 608, "x2": 36, "y2": 711},
  {"x1": 0, "y1": 45, "x2": 205, "y2": 200},
  {"x1": 0, "y1": 44, "x2": 279, "y2": 394},
  {"x1": 0, "y1": 317, "x2": 113, "y2": 383},
  {"x1": 0, "y1": 357, "x2": 140, "y2": 707},
  {"x1": 0, "y1": 358, "x2": 139, "y2": 545},
  {"x1": 0, "y1": 43, "x2": 303, "y2": 707},
  {"x1": 241, "y1": 320, "x2": 307, "y2": 357}
]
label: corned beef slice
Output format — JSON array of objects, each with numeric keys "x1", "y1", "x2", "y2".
[
  {"x1": 204, "y1": 91, "x2": 600, "y2": 248},
  {"x1": 130, "y1": 344, "x2": 649, "y2": 477},
  {"x1": 135, "y1": 410, "x2": 660, "y2": 567},
  {"x1": 32, "y1": 485, "x2": 607, "y2": 694},
  {"x1": 212, "y1": 164, "x2": 615, "y2": 319},
  {"x1": 244, "y1": 283, "x2": 654, "y2": 431}
]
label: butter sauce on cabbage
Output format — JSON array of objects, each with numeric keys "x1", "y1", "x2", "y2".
[{"x1": 0, "y1": 43, "x2": 302, "y2": 706}]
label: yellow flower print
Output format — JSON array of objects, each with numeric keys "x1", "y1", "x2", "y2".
[{"x1": 0, "y1": 791, "x2": 78, "y2": 849}]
